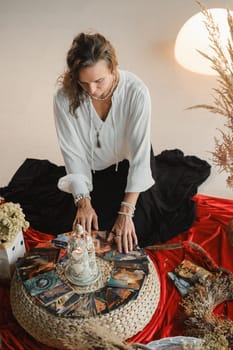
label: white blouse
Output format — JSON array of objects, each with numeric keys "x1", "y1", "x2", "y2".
[{"x1": 54, "y1": 69, "x2": 155, "y2": 197}]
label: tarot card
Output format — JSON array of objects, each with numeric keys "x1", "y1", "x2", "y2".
[
  {"x1": 91, "y1": 230, "x2": 108, "y2": 241},
  {"x1": 51, "y1": 232, "x2": 71, "y2": 249},
  {"x1": 102, "y1": 246, "x2": 148, "y2": 262},
  {"x1": 23, "y1": 270, "x2": 63, "y2": 296},
  {"x1": 114, "y1": 259, "x2": 149, "y2": 275},
  {"x1": 29, "y1": 247, "x2": 60, "y2": 263},
  {"x1": 107, "y1": 267, "x2": 146, "y2": 290},
  {"x1": 168, "y1": 259, "x2": 213, "y2": 296},
  {"x1": 16, "y1": 254, "x2": 55, "y2": 281},
  {"x1": 63, "y1": 293, "x2": 97, "y2": 317},
  {"x1": 47, "y1": 291, "x2": 81, "y2": 316},
  {"x1": 50, "y1": 239, "x2": 68, "y2": 249},
  {"x1": 167, "y1": 271, "x2": 192, "y2": 296},
  {"x1": 105, "y1": 287, "x2": 137, "y2": 312},
  {"x1": 92, "y1": 231, "x2": 113, "y2": 258},
  {"x1": 36, "y1": 281, "x2": 73, "y2": 306},
  {"x1": 93, "y1": 287, "x2": 109, "y2": 314},
  {"x1": 57, "y1": 232, "x2": 71, "y2": 241},
  {"x1": 32, "y1": 243, "x2": 65, "y2": 261},
  {"x1": 174, "y1": 259, "x2": 212, "y2": 284}
]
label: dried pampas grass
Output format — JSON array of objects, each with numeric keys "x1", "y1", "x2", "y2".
[{"x1": 188, "y1": 1, "x2": 233, "y2": 189}]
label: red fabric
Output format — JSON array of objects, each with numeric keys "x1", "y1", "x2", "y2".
[{"x1": 1, "y1": 194, "x2": 233, "y2": 349}]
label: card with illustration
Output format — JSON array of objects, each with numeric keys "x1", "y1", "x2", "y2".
[
  {"x1": 107, "y1": 267, "x2": 146, "y2": 290},
  {"x1": 51, "y1": 232, "x2": 72, "y2": 249},
  {"x1": 36, "y1": 281, "x2": 73, "y2": 306},
  {"x1": 47, "y1": 291, "x2": 81, "y2": 316},
  {"x1": 114, "y1": 259, "x2": 149, "y2": 275},
  {"x1": 105, "y1": 287, "x2": 137, "y2": 312},
  {"x1": 92, "y1": 231, "x2": 112, "y2": 258},
  {"x1": 167, "y1": 271, "x2": 192, "y2": 296},
  {"x1": 16, "y1": 254, "x2": 56, "y2": 281},
  {"x1": 93, "y1": 287, "x2": 109, "y2": 314},
  {"x1": 91, "y1": 230, "x2": 108, "y2": 241},
  {"x1": 32, "y1": 243, "x2": 66, "y2": 261},
  {"x1": 174, "y1": 259, "x2": 212, "y2": 283},
  {"x1": 29, "y1": 247, "x2": 60, "y2": 263},
  {"x1": 23, "y1": 270, "x2": 63, "y2": 296},
  {"x1": 102, "y1": 246, "x2": 148, "y2": 262},
  {"x1": 63, "y1": 293, "x2": 97, "y2": 317},
  {"x1": 168, "y1": 259, "x2": 213, "y2": 296}
]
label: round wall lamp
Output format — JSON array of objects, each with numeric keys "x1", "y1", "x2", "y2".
[{"x1": 174, "y1": 8, "x2": 233, "y2": 75}]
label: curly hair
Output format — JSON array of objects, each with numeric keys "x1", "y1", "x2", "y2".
[{"x1": 58, "y1": 32, "x2": 118, "y2": 116}]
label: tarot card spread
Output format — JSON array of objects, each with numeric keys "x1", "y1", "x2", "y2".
[{"x1": 17, "y1": 232, "x2": 150, "y2": 318}]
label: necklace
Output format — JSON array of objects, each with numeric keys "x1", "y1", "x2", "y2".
[
  {"x1": 87, "y1": 98, "x2": 104, "y2": 148},
  {"x1": 87, "y1": 73, "x2": 118, "y2": 148},
  {"x1": 87, "y1": 75, "x2": 117, "y2": 101},
  {"x1": 93, "y1": 122, "x2": 104, "y2": 148},
  {"x1": 96, "y1": 130, "x2": 102, "y2": 148}
]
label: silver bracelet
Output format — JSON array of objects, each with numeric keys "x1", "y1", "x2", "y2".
[
  {"x1": 118, "y1": 211, "x2": 134, "y2": 218},
  {"x1": 74, "y1": 193, "x2": 91, "y2": 206},
  {"x1": 121, "y1": 201, "x2": 136, "y2": 212}
]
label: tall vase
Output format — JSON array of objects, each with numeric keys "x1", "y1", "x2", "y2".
[{"x1": 0, "y1": 230, "x2": 26, "y2": 279}]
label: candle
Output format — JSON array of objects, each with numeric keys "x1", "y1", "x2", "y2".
[
  {"x1": 72, "y1": 262, "x2": 84, "y2": 274},
  {"x1": 71, "y1": 247, "x2": 83, "y2": 260}
]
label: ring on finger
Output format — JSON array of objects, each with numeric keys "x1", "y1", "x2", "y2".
[{"x1": 115, "y1": 233, "x2": 122, "y2": 237}]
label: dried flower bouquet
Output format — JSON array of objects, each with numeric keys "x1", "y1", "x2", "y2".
[{"x1": 189, "y1": 1, "x2": 233, "y2": 189}]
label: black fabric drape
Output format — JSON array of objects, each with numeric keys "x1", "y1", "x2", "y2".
[
  {"x1": 0, "y1": 149, "x2": 211, "y2": 246},
  {"x1": 136, "y1": 149, "x2": 211, "y2": 246},
  {"x1": 0, "y1": 159, "x2": 77, "y2": 234}
]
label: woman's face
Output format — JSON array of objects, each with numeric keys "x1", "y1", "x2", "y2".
[{"x1": 78, "y1": 59, "x2": 114, "y2": 99}]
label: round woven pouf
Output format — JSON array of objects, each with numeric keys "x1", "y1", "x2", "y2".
[{"x1": 10, "y1": 256, "x2": 160, "y2": 349}]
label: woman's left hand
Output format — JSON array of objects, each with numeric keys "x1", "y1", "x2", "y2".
[{"x1": 108, "y1": 214, "x2": 138, "y2": 253}]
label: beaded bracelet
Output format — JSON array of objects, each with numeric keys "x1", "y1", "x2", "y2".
[
  {"x1": 121, "y1": 201, "x2": 136, "y2": 212},
  {"x1": 74, "y1": 193, "x2": 91, "y2": 206},
  {"x1": 118, "y1": 211, "x2": 134, "y2": 218}
]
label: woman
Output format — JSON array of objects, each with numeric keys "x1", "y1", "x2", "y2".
[{"x1": 53, "y1": 31, "x2": 155, "y2": 254}]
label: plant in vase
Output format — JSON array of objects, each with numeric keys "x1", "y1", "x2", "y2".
[
  {"x1": 0, "y1": 201, "x2": 29, "y2": 278},
  {"x1": 0, "y1": 202, "x2": 29, "y2": 243}
]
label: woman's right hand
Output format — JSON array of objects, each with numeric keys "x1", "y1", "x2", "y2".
[{"x1": 73, "y1": 198, "x2": 98, "y2": 234}]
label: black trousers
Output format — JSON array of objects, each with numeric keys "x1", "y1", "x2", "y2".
[
  {"x1": 91, "y1": 148, "x2": 211, "y2": 247},
  {"x1": 91, "y1": 150, "x2": 157, "y2": 247}
]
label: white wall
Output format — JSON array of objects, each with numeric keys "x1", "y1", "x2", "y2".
[{"x1": 1, "y1": 0, "x2": 233, "y2": 199}]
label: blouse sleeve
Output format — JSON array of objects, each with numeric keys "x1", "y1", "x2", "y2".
[
  {"x1": 53, "y1": 90, "x2": 93, "y2": 196},
  {"x1": 125, "y1": 85, "x2": 155, "y2": 193}
]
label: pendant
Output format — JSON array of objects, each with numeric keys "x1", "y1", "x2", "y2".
[{"x1": 96, "y1": 132, "x2": 101, "y2": 148}]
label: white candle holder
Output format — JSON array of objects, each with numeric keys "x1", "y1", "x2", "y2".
[{"x1": 65, "y1": 224, "x2": 99, "y2": 286}]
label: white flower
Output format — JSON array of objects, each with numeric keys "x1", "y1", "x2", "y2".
[{"x1": 0, "y1": 202, "x2": 29, "y2": 243}]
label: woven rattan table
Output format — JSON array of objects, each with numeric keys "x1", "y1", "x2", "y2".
[{"x1": 10, "y1": 255, "x2": 160, "y2": 349}]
